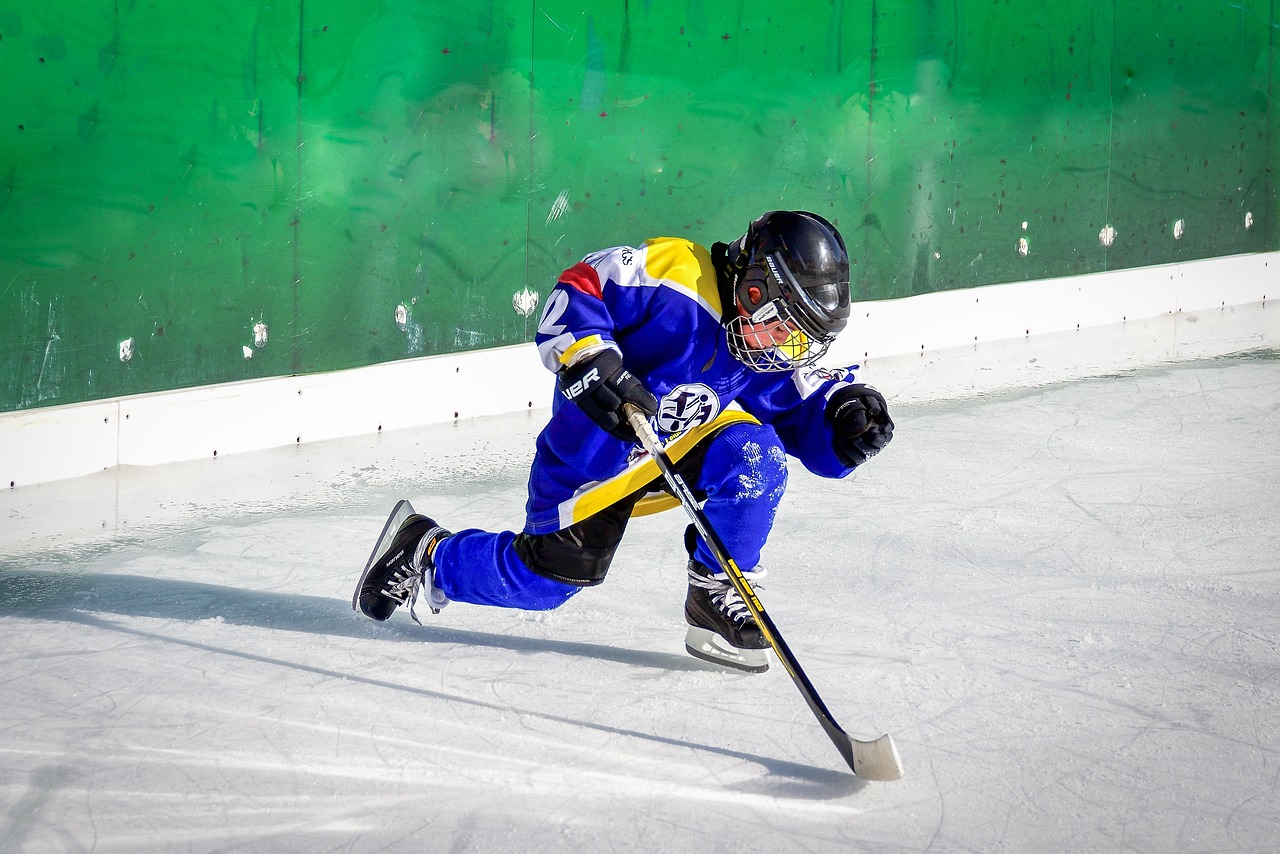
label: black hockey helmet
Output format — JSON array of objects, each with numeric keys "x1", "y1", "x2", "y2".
[{"x1": 720, "y1": 211, "x2": 851, "y2": 371}]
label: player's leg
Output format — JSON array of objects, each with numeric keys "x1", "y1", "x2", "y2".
[
  {"x1": 429, "y1": 494, "x2": 631, "y2": 610},
  {"x1": 678, "y1": 420, "x2": 787, "y2": 671}
]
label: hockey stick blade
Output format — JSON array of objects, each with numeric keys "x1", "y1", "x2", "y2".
[
  {"x1": 853, "y1": 733, "x2": 904, "y2": 782},
  {"x1": 624, "y1": 405, "x2": 904, "y2": 782},
  {"x1": 773, "y1": 611, "x2": 904, "y2": 781},
  {"x1": 846, "y1": 731, "x2": 904, "y2": 782}
]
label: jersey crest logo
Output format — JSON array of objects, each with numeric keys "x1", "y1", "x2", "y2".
[{"x1": 656, "y1": 384, "x2": 720, "y2": 434}]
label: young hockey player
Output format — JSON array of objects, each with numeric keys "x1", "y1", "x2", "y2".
[{"x1": 354, "y1": 210, "x2": 894, "y2": 672}]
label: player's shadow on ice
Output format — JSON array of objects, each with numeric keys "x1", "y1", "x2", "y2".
[
  {"x1": 0, "y1": 569, "x2": 707, "y2": 672},
  {"x1": 0, "y1": 570, "x2": 863, "y2": 796}
]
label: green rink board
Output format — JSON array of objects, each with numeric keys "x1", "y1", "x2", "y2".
[{"x1": 1, "y1": 1, "x2": 1276, "y2": 411}]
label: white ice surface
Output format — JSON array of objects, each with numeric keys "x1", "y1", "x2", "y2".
[{"x1": 2, "y1": 348, "x2": 1279, "y2": 852}]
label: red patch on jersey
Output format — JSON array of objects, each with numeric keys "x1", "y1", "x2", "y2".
[{"x1": 559, "y1": 262, "x2": 603, "y2": 299}]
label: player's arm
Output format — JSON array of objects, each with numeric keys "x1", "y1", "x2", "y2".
[
  {"x1": 534, "y1": 252, "x2": 658, "y2": 441},
  {"x1": 739, "y1": 368, "x2": 894, "y2": 476},
  {"x1": 534, "y1": 259, "x2": 619, "y2": 372}
]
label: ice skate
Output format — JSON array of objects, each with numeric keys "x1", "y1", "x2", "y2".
[
  {"x1": 684, "y1": 557, "x2": 771, "y2": 673},
  {"x1": 353, "y1": 500, "x2": 451, "y2": 622}
]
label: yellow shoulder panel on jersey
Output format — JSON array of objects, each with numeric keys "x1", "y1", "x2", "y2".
[{"x1": 642, "y1": 237, "x2": 722, "y2": 317}]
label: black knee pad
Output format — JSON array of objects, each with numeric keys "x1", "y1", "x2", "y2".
[{"x1": 514, "y1": 529, "x2": 621, "y2": 587}]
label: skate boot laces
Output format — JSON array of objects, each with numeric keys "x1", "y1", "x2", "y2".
[
  {"x1": 688, "y1": 565, "x2": 767, "y2": 626},
  {"x1": 406, "y1": 526, "x2": 450, "y2": 623}
]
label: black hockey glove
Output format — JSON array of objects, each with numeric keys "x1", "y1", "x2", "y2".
[
  {"x1": 825, "y1": 383, "x2": 894, "y2": 468},
  {"x1": 558, "y1": 348, "x2": 658, "y2": 442}
]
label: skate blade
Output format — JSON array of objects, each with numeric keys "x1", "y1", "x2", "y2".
[
  {"x1": 351, "y1": 499, "x2": 417, "y2": 612},
  {"x1": 684, "y1": 626, "x2": 770, "y2": 673}
]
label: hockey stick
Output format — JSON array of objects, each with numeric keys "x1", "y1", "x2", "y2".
[{"x1": 624, "y1": 405, "x2": 903, "y2": 782}]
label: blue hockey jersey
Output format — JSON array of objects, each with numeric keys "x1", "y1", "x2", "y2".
[{"x1": 526, "y1": 236, "x2": 864, "y2": 534}]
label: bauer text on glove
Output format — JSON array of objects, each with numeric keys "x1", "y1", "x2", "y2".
[
  {"x1": 825, "y1": 383, "x2": 894, "y2": 467},
  {"x1": 558, "y1": 348, "x2": 658, "y2": 442}
]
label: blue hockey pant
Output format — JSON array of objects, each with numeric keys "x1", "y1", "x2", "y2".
[{"x1": 430, "y1": 421, "x2": 788, "y2": 610}]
